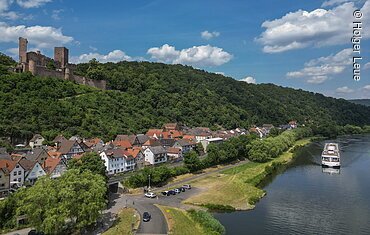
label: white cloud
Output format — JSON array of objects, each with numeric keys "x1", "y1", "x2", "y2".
[
  {"x1": 147, "y1": 44, "x2": 180, "y2": 63},
  {"x1": 257, "y1": 2, "x2": 370, "y2": 53},
  {"x1": 51, "y1": 9, "x2": 63, "y2": 20},
  {"x1": 321, "y1": 0, "x2": 364, "y2": 7},
  {"x1": 147, "y1": 44, "x2": 232, "y2": 67},
  {"x1": 201, "y1": 31, "x2": 220, "y2": 40},
  {"x1": 287, "y1": 48, "x2": 352, "y2": 84},
  {"x1": 240, "y1": 76, "x2": 256, "y2": 84},
  {"x1": 0, "y1": 11, "x2": 19, "y2": 19},
  {"x1": 0, "y1": 22, "x2": 73, "y2": 48},
  {"x1": 336, "y1": 86, "x2": 354, "y2": 93},
  {"x1": 364, "y1": 62, "x2": 370, "y2": 70},
  {"x1": 0, "y1": 0, "x2": 12, "y2": 12},
  {"x1": 16, "y1": 0, "x2": 51, "y2": 8},
  {"x1": 363, "y1": 85, "x2": 370, "y2": 91},
  {"x1": 89, "y1": 46, "x2": 97, "y2": 51},
  {"x1": 70, "y1": 50, "x2": 132, "y2": 64}
]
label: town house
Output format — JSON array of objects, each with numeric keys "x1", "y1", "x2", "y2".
[{"x1": 144, "y1": 146, "x2": 167, "y2": 165}]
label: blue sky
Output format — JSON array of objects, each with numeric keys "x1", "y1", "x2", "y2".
[{"x1": 0, "y1": 0, "x2": 369, "y2": 99}]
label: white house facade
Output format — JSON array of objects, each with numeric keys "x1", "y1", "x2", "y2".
[
  {"x1": 25, "y1": 162, "x2": 46, "y2": 184},
  {"x1": 144, "y1": 146, "x2": 167, "y2": 165}
]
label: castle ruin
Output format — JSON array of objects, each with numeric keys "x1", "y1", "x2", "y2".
[{"x1": 16, "y1": 37, "x2": 107, "y2": 90}]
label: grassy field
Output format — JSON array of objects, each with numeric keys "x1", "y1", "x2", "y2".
[
  {"x1": 184, "y1": 138, "x2": 312, "y2": 210},
  {"x1": 157, "y1": 205, "x2": 208, "y2": 235},
  {"x1": 103, "y1": 208, "x2": 140, "y2": 235}
]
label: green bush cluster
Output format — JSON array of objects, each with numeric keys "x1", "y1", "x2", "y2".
[
  {"x1": 187, "y1": 209, "x2": 226, "y2": 235},
  {"x1": 202, "y1": 203, "x2": 235, "y2": 212},
  {"x1": 248, "y1": 128, "x2": 313, "y2": 162}
]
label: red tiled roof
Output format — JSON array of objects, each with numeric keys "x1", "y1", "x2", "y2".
[
  {"x1": 183, "y1": 135, "x2": 196, "y2": 141},
  {"x1": 166, "y1": 147, "x2": 181, "y2": 154},
  {"x1": 143, "y1": 138, "x2": 161, "y2": 147},
  {"x1": 146, "y1": 129, "x2": 164, "y2": 138},
  {"x1": 0, "y1": 159, "x2": 18, "y2": 172},
  {"x1": 48, "y1": 151, "x2": 62, "y2": 158},
  {"x1": 125, "y1": 149, "x2": 141, "y2": 158},
  {"x1": 84, "y1": 138, "x2": 102, "y2": 147},
  {"x1": 112, "y1": 140, "x2": 132, "y2": 149},
  {"x1": 43, "y1": 157, "x2": 62, "y2": 174}
]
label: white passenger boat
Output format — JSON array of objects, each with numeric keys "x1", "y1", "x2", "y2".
[{"x1": 321, "y1": 143, "x2": 340, "y2": 168}]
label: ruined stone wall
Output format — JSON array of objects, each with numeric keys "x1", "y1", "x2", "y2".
[
  {"x1": 72, "y1": 75, "x2": 107, "y2": 90},
  {"x1": 34, "y1": 66, "x2": 65, "y2": 80}
]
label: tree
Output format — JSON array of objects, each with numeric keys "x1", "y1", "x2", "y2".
[
  {"x1": 184, "y1": 151, "x2": 202, "y2": 172},
  {"x1": 195, "y1": 142, "x2": 204, "y2": 155},
  {"x1": 20, "y1": 170, "x2": 107, "y2": 234},
  {"x1": 68, "y1": 152, "x2": 107, "y2": 178}
]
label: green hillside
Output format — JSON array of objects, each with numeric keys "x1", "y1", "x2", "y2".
[
  {"x1": 349, "y1": 99, "x2": 370, "y2": 107},
  {"x1": 1, "y1": 53, "x2": 370, "y2": 141}
]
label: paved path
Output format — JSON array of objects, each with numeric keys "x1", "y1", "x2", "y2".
[
  {"x1": 3, "y1": 228, "x2": 31, "y2": 235},
  {"x1": 5, "y1": 159, "x2": 250, "y2": 235}
]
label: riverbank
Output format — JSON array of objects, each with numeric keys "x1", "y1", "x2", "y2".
[
  {"x1": 183, "y1": 138, "x2": 312, "y2": 210},
  {"x1": 157, "y1": 205, "x2": 225, "y2": 235}
]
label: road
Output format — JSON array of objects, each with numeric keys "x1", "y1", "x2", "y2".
[
  {"x1": 106, "y1": 159, "x2": 250, "y2": 234},
  {"x1": 5, "y1": 159, "x2": 249, "y2": 235}
]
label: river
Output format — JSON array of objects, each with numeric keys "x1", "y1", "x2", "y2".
[{"x1": 214, "y1": 135, "x2": 370, "y2": 235}]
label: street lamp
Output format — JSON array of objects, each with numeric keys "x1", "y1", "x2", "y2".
[{"x1": 148, "y1": 174, "x2": 151, "y2": 191}]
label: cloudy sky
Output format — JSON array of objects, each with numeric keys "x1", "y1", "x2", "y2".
[{"x1": 0, "y1": 0, "x2": 369, "y2": 99}]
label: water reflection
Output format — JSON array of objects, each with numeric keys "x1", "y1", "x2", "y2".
[{"x1": 321, "y1": 167, "x2": 340, "y2": 174}]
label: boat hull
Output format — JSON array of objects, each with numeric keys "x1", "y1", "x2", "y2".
[{"x1": 321, "y1": 162, "x2": 340, "y2": 168}]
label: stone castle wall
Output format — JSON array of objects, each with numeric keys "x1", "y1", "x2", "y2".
[{"x1": 33, "y1": 66, "x2": 107, "y2": 90}]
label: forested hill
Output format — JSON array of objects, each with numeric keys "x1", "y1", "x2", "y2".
[
  {"x1": 1, "y1": 52, "x2": 370, "y2": 141},
  {"x1": 349, "y1": 99, "x2": 370, "y2": 107}
]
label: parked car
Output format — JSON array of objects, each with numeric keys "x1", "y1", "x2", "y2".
[
  {"x1": 168, "y1": 190, "x2": 176, "y2": 195},
  {"x1": 174, "y1": 188, "x2": 181, "y2": 194},
  {"x1": 143, "y1": 212, "x2": 151, "y2": 222},
  {"x1": 182, "y1": 184, "x2": 191, "y2": 189},
  {"x1": 144, "y1": 192, "x2": 157, "y2": 198},
  {"x1": 161, "y1": 191, "x2": 170, "y2": 196},
  {"x1": 180, "y1": 187, "x2": 186, "y2": 192},
  {"x1": 28, "y1": 230, "x2": 44, "y2": 235}
]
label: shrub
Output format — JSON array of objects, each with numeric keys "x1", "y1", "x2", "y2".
[
  {"x1": 187, "y1": 209, "x2": 226, "y2": 235},
  {"x1": 202, "y1": 203, "x2": 235, "y2": 212}
]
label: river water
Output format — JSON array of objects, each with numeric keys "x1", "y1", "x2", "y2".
[{"x1": 214, "y1": 135, "x2": 370, "y2": 235}]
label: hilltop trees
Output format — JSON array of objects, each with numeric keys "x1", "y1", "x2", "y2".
[{"x1": 1, "y1": 52, "x2": 370, "y2": 141}]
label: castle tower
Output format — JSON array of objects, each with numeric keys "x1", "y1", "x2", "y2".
[
  {"x1": 64, "y1": 67, "x2": 70, "y2": 80},
  {"x1": 19, "y1": 37, "x2": 28, "y2": 63},
  {"x1": 54, "y1": 47, "x2": 69, "y2": 68},
  {"x1": 28, "y1": 60, "x2": 36, "y2": 75}
]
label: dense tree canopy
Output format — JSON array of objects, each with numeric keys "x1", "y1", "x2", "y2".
[
  {"x1": 1, "y1": 53, "x2": 370, "y2": 141},
  {"x1": 68, "y1": 152, "x2": 107, "y2": 178},
  {"x1": 18, "y1": 169, "x2": 107, "y2": 234}
]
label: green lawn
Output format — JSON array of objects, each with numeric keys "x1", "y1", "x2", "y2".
[
  {"x1": 157, "y1": 205, "x2": 208, "y2": 235},
  {"x1": 184, "y1": 138, "x2": 312, "y2": 210},
  {"x1": 103, "y1": 208, "x2": 139, "y2": 235}
]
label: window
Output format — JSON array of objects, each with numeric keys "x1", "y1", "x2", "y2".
[
  {"x1": 16, "y1": 165, "x2": 19, "y2": 168},
  {"x1": 0, "y1": 183, "x2": 4, "y2": 187},
  {"x1": 0, "y1": 175, "x2": 2, "y2": 179},
  {"x1": 18, "y1": 171, "x2": 21, "y2": 175},
  {"x1": 18, "y1": 178, "x2": 21, "y2": 182},
  {"x1": 14, "y1": 171, "x2": 17, "y2": 176}
]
